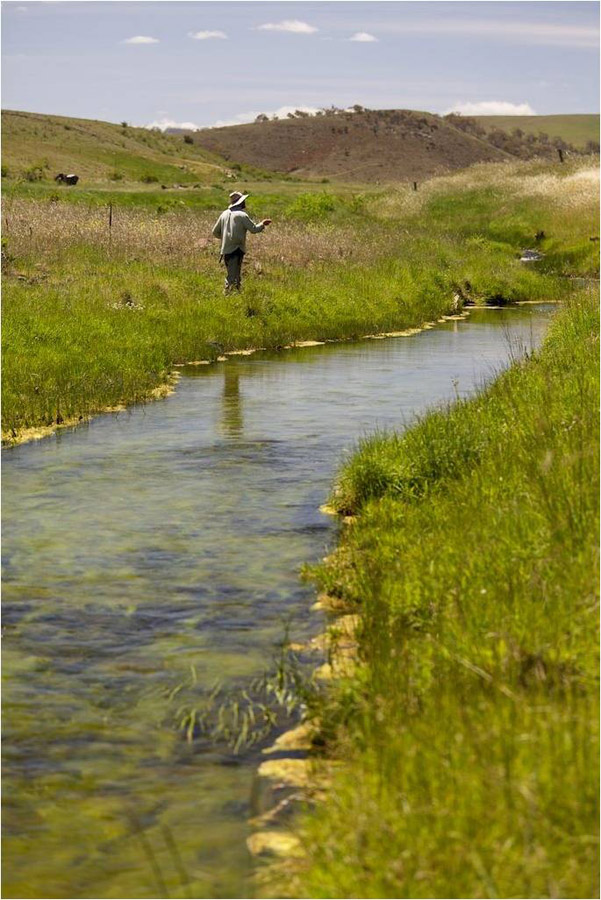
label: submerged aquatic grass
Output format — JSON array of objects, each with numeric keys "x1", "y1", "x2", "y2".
[
  {"x1": 167, "y1": 641, "x2": 320, "y2": 754},
  {"x1": 290, "y1": 289, "x2": 600, "y2": 899},
  {"x1": 2, "y1": 157, "x2": 598, "y2": 439}
]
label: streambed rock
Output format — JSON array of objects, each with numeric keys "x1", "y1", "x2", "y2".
[{"x1": 247, "y1": 830, "x2": 303, "y2": 859}]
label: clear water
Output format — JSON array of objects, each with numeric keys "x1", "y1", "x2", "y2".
[{"x1": 2, "y1": 305, "x2": 555, "y2": 899}]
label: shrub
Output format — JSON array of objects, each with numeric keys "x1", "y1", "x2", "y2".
[
  {"x1": 183, "y1": 134, "x2": 194, "y2": 145},
  {"x1": 23, "y1": 165, "x2": 44, "y2": 182},
  {"x1": 287, "y1": 192, "x2": 336, "y2": 221},
  {"x1": 109, "y1": 171, "x2": 124, "y2": 181},
  {"x1": 140, "y1": 174, "x2": 159, "y2": 183}
]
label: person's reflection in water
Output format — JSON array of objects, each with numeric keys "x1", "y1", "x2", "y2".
[{"x1": 220, "y1": 368, "x2": 243, "y2": 439}]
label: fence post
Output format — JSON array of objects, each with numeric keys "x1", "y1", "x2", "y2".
[
  {"x1": 413, "y1": 181, "x2": 418, "y2": 191},
  {"x1": 108, "y1": 203, "x2": 113, "y2": 248},
  {"x1": 557, "y1": 148, "x2": 564, "y2": 163}
]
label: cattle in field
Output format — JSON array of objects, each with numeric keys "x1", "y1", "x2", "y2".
[{"x1": 54, "y1": 173, "x2": 79, "y2": 185}]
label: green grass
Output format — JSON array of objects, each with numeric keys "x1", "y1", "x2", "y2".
[
  {"x1": 1, "y1": 109, "x2": 233, "y2": 185},
  {"x1": 1, "y1": 179, "x2": 369, "y2": 215},
  {"x1": 289, "y1": 289, "x2": 599, "y2": 899},
  {"x1": 2, "y1": 157, "x2": 598, "y2": 439}
]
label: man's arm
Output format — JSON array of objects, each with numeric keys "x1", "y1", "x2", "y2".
[
  {"x1": 212, "y1": 214, "x2": 223, "y2": 238},
  {"x1": 242, "y1": 213, "x2": 271, "y2": 234}
]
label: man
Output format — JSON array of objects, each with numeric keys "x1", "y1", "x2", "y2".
[{"x1": 212, "y1": 191, "x2": 271, "y2": 293}]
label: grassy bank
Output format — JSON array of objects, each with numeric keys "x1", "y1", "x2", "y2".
[
  {"x1": 2, "y1": 158, "x2": 598, "y2": 440},
  {"x1": 289, "y1": 288, "x2": 599, "y2": 898}
]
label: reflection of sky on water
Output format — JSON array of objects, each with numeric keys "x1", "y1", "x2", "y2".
[{"x1": 2, "y1": 305, "x2": 555, "y2": 899}]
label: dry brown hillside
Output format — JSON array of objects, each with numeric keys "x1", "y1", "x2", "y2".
[{"x1": 188, "y1": 109, "x2": 517, "y2": 183}]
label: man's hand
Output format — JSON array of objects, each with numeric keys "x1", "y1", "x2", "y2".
[{"x1": 262, "y1": 219, "x2": 272, "y2": 226}]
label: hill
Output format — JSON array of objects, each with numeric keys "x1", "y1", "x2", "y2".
[
  {"x1": 1, "y1": 109, "x2": 231, "y2": 185},
  {"x1": 2, "y1": 108, "x2": 597, "y2": 190},
  {"x1": 187, "y1": 108, "x2": 593, "y2": 183},
  {"x1": 473, "y1": 114, "x2": 599, "y2": 150},
  {"x1": 188, "y1": 109, "x2": 510, "y2": 183}
]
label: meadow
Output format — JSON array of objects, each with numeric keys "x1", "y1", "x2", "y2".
[
  {"x1": 2, "y1": 136, "x2": 599, "y2": 899},
  {"x1": 289, "y1": 285, "x2": 599, "y2": 900},
  {"x1": 2, "y1": 157, "x2": 598, "y2": 441}
]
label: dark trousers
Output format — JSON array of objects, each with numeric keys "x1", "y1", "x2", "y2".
[{"x1": 223, "y1": 248, "x2": 244, "y2": 292}]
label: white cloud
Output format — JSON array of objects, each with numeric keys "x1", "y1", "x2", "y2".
[
  {"x1": 445, "y1": 101, "x2": 537, "y2": 117},
  {"x1": 380, "y1": 20, "x2": 598, "y2": 48},
  {"x1": 122, "y1": 35, "x2": 159, "y2": 45},
  {"x1": 349, "y1": 32, "x2": 378, "y2": 43},
  {"x1": 256, "y1": 20, "x2": 318, "y2": 34},
  {"x1": 211, "y1": 105, "x2": 321, "y2": 128},
  {"x1": 188, "y1": 30, "x2": 227, "y2": 40},
  {"x1": 145, "y1": 117, "x2": 200, "y2": 131}
]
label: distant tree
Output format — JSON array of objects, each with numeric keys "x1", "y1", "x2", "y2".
[
  {"x1": 552, "y1": 137, "x2": 568, "y2": 150},
  {"x1": 121, "y1": 121, "x2": 128, "y2": 128},
  {"x1": 488, "y1": 129, "x2": 509, "y2": 149},
  {"x1": 585, "y1": 139, "x2": 600, "y2": 154},
  {"x1": 183, "y1": 134, "x2": 194, "y2": 144},
  {"x1": 351, "y1": 104, "x2": 364, "y2": 113},
  {"x1": 254, "y1": 114, "x2": 269, "y2": 123},
  {"x1": 295, "y1": 110, "x2": 310, "y2": 118},
  {"x1": 287, "y1": 112, "x2": 296, "y2": 119}
]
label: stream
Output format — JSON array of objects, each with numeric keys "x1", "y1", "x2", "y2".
[{"x1": 2, "y1": 304, "x2": 555, "y2": 899}]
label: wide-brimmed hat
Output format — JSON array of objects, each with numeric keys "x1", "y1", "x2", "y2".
[{"x1": 228, "y1": 191, "x2": 249, "y2": 208}]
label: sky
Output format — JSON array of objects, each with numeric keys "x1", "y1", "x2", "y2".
[{"x1": 2, "y1": 1, "x2": 599, "y2": 129}]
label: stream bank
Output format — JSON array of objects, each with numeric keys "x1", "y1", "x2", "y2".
[
  {"x1": 2, "y1": 311, "x2": 471, "y2": 448},
  {"x1": 281, "y1": 289, "x2": 599, "y2": 900}
]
